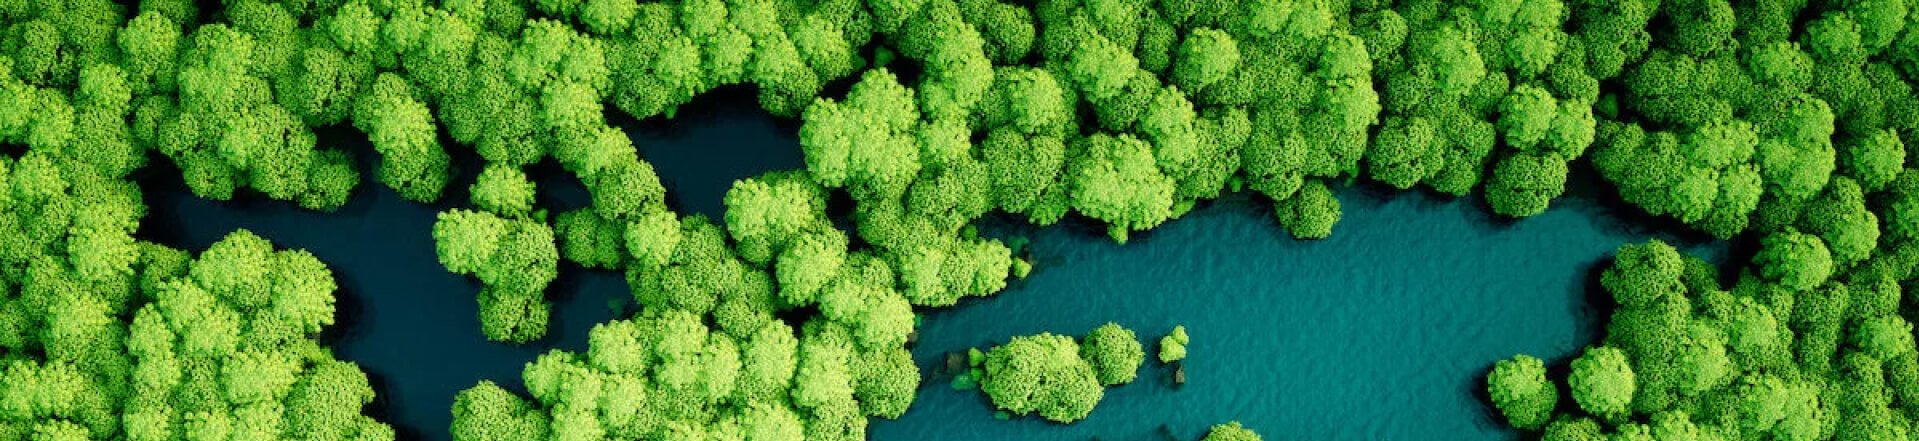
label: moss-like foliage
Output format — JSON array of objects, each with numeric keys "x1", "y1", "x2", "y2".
[
  {"x1": 0, "y1": 228, "x2": 392, "y2": 441},
  {"x1": 1201, "y1": 421, "x2": 1262, "y2": 441},
  {"x1": 969, "y1": 323, "x2": 1150, "y2": 422},
  {"x1": 1487, "y1": 354, "x2": 1558, "y2": 430},
  {"x1": 1159, "y1": 325, "x2": 1190, "y2": 363},
  {"x1": 978, "y1": 332, "x2": 1105, "y2": 423},
  {"x1": 7, "y1": 0, "x2": 1919, "y2": 437},
  {"x1": 1080, "y1": 323, "x2": 1145, "y2": 386}
]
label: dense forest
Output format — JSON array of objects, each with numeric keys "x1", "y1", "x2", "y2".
[{"x1": 0, "y1": 0, "x2": 1916, "y2": 438}]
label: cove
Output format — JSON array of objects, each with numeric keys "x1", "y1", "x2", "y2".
[
  {"x1": 873, "y1": 188, "x2": 1722, "y2": 441},
  {"x1": 138, "y1": 95, "x2": 1723, "y2": 441}
]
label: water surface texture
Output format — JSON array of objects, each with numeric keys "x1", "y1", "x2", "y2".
[
  {"x1": 875, "y1": 190, "x2": 1719, "y2": 441},
  {"x1": 141, "y1": 98, "x2": 1722, "y2": 441}
]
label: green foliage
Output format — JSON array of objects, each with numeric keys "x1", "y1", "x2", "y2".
[
  {"x1": 1069, "y1": 134, "x2": 1176, "y2": 241},
  {"x1": 1752, "y1": 229, "x2": 1832, "y2": 291},
  {"x1": 470, "y1": 164, "x2": 537, "y2": 218},
  {"x1": 15, "y1": 0, "x2": 1919, "y2": 437},
  {"x1": 556, "y1": 209, "x2": 627, "y2": 270},
  {"x1": 1486, "y1": 153, "x2": 1569, "y2": 217},
  {"x1": 1568, "y1": 346, "x2": 1635, "y2": 420},
  {"x1": 979, "y1": 333, "x2": 1104, "y2": 423},
  {"x1": 799, "y1": 69, "x2": 921, "y2": 203},
  {"x1": 1080, "y1": 323, "x2": 1144, "y2": 386},
  {"x1": 1275, "y1": 180, "x2": 1341, "y2": 240},
  {"x1": 1487, "y1": 354, "x2": 1557, "y2": 430},
  {"x1": 1173, "y1": 28, "x2": 1239, "y2": 92},
  {"x1": 1200, "y1": 421, "x2": 1262, "y2": 441},
  {"x1": 433, "y1": 209, "x2": 558, "y2": 342},
  {"x1": 1159, "y1": 325, "x2": 1189, "y2": 363},
  {"x1": 109, "y1": 232, "x2": 391, "y2": 441}
]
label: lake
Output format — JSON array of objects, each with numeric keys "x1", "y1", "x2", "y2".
[{"x1": 138, "y1": 91, "x2": 1722, "y2": 441}]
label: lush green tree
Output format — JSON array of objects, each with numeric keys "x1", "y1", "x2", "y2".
[
  {"x1": 556, "y1": 209, "x2": 627, "y2": 270},
  {"x1": 470, "y1": 164, "x2": 537, "y2": 218},
  {"x1": 451, "y1": 381, "x2": 548, "y2": 441},
  {"x1": 1538, "y1": 416, "x2": 1606, "y2": 441},
  {"x1": 1601, "y1": 240, "x2": 1684, "y2": 309},
  {"x1": 980, "y1": 333, "x2": 1104, "y2": 423},
  {"x1": 1752, "y1": 229, "x2": 1833, "y2": 291},
  {"x1": 1200, "y1": 421, "x2": 1261, "y2": 441},
  {"x1": 1798, "y1": 178, "x2": 1878, "y2": 267},
  {"x1": 1068, "y1": 133, "x2": 1176, "y2": 242},
  {"x1": 982, "y1": 129, "x2": 1070, "y2": 225},
  {"x1": 1275, "y1": 180, "x2": 1342, "y2": 240},
  {"x1": 1839, "y1": 129, "x2": 1904, "y2": 192},
  {"x1": 1079, "y1": 323, "x2": 1144, "y2": 386},
  {"x1": 433, "y1": 209, "x2": 558, "y2": 342},
  {"x1": 1486, "y1": 354, "x2": 1557, "y2": 430},
  {"x1": 1486, "y1": 152, "x2": 1570, "y2": 218},
  {"x1": 15, "y1": 1, "x2": 1919, "y2": 439},
  {"x1": 1568, "y1": 346, "x2": 1634, "y2": 420},
  {"x1": 355, "y1": 73, "x2": 451, "y2": 203},
  {"x1": 1159, "y1": 325, "x2": 1189, "y2": 363},
  {"x1": 853, "y1": 346, "x2": 919, "y2": 418},
  {"x1": 798, "y1": 69, "x2": 922, "y2": 203},
  {"x1": 111, "y1": 232, "x2": 395, "y2": 441},
  {"x1": 1173, "y1": 28, "x2": 1238, "y2": 92}
]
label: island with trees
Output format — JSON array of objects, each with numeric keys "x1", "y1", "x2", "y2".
[{"x1": 0, "y1": 0, "x2": 1916, "y2": 439}]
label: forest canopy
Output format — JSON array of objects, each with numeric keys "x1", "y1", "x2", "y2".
[{"x1": 1, "y1": 0, "x2": 1918, "y2": 438}]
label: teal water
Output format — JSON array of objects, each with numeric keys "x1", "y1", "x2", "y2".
[
  {"x1": 140, "y1": 93, "x2": 1723, "y2": 441},
  {"x1": 875, "y1": 189, "x2": 1719, "y2": 441}
]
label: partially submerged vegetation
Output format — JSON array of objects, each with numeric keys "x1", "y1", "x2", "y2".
[{"x1": 955, "y1": 323, "x2": 1145, "y2": 423}]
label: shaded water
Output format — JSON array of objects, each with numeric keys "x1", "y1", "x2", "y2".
[
  {"x1": 140, "y1": 93, "x2": 1722, "y2": 441},
  {"x1": 139, "y1": 90, "x2": 801, "y2": 441}
]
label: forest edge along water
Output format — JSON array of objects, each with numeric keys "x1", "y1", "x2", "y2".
[{"x1": 138, "y1": 91, "x2": 1722, "y2": 441}]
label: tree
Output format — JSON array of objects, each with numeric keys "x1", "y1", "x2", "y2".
[
  {"x1": 982, "y1": 129, "x2": 1069, "y2": 224},
  {"x1": 1601, "y1": 240, "x2": 1684, "y2": 309},
  {"x1": 1840, "y1": 129, "x2": 1904, "y2": 192},
  {"x1": 793, "y1": 338, "x2": 856, "y2": 411},
  {"x1": 1173, "y1": 28, "x2": 1238, "y2": 92},
  {"x1": 1799, "y1": 178, "x2": 1879, "y2": 267},
  {"x1": 798, "y1": 69, "x2": 921, "y2": 203},
  {"x1": 470, "y1": 164, "x2": 536, "y2": 218},
  {"x1": 1275, "y1": 180, "x2": 1341, "y2": 240},
  {"x1": 980, "y1": 333, "x2": 1104, "y2": 423},
  {"x1": 1079, "y1": 323, "x2": 1144, "y2": 386},
  {"x1": 853, "y1": 346, "x2": 918, "y2": 418},
  {"x1": 556, "y1": 209, "x2": 627, "y2": 270},
  {"x1": 355, "y1": 73, "x2": 451, "y2": 203},
  {"x1": 1486, "y1": 354, "x2": 1557, "y2": 430},
  {"x1": 1068, "y1": 133, "x2": 1176, "y2": 242},
  {"x1": 1201, "y1": 422, "x2": 1262, "y2": 441},
  {"x1": 1752, "y1": 229, "x2": 1833, "y2": 291},
  {"x1": 1366, "y1": 117, "x2": 1441, "y2": 190},
  {"x1": 1486, "y1": 153, "x2": 1569, "y2": 217},
  {"x1": 1159, "y1": 325, "x2": 1189, "y2": 363},
  {"x1": 451, "y1": 381, "x2": 548, "y2": 441},
  {"x1": 1539, "y1": 417, "x2": 1606, "y2": 441},
  {"x1": 725, "y1": 171, "x2": 828, "y2": 265},
  {"x1": 1568, "y1": 346, "x2": 1635, "y2": 421},
  {"x1": 433, "y1": 209, "x2": 558, "y2": 342}
]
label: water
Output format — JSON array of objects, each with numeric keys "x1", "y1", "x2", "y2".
[
  {"x1": 875, "y1": 188, "x2": 1719, "y2": 441},
  {"x1": 139, "y1": 92, "x2": 1722, "y2": 441},
  {"x1": 138, "y1": 89, "x2": 803, "y2": 441}
]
